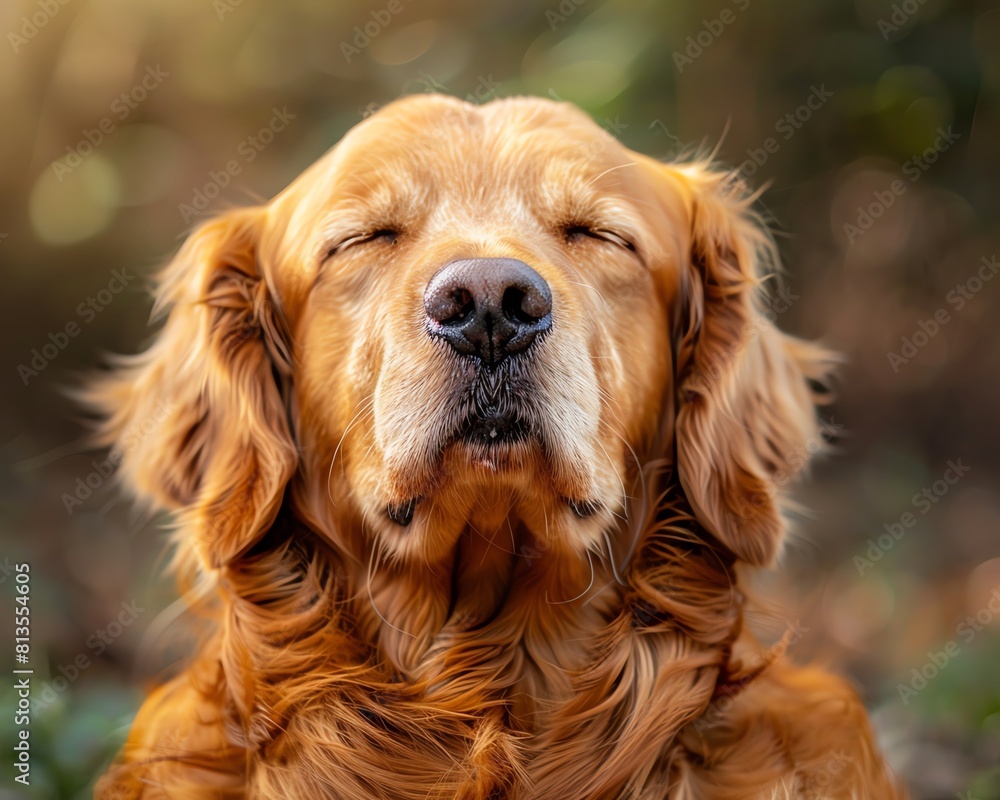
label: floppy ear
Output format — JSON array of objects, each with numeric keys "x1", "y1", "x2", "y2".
[
  {"x1": 85, "y1": 207, "x2": 297, "y2": 570},
  {"x1": 668, "y1": 164, "x2": 835, "y2": 566}
]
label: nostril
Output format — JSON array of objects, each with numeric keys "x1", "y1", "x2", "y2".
[
  {"x1": 440, "y1": 288, "x2": 474, "y2": 325},
  {"x1": 426, "y1": 285, "x2": 475, "y2": 326},
  {"x1": 502, "y1": 284, "x2": 551, "y2": 325},
  {"x1": 502, "y1": 287, "x2": 531, "y2": 324}
]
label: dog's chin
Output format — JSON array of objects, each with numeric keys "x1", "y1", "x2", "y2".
[
  {"x1": 454, "y1": 408, "x2": 534, "y2": 471},
  {"x1": 376, "y1": 405, "x2": 610, "y2": 567},
  {"x1": 377, "y1": 364, "x2": 602, "y2": 537}
]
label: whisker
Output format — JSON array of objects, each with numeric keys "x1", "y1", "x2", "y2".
[
  {"x1": 565, "y1": 280, "x2": 611, "y2": 311},
  {"x1": 594, "y1": 437, "x2": 627, "y2": 523},
  {"x1": 479, "y1": 487, "x2": 523, "y2": 563},
  {"x1": 545, "y1": 548, "x2": 595, "y2": 605},
  {"x1": 327, "y1": 395, "x2": 375, "y2": 508},
  {"x1": 708, "y1": 118, "x2": 732, "y2": 164},
  {"x1": 603, "y1": 529, "x2": 625, "y2": 586},
  {"x1": 505, "y1": 487, "x2": 519, "y2": 554},
  {"x1": 610, "y1": 428, "x2": 659, "y2": 570},
  {"x1": 582, "y1": 579, "x2": 615, "y2": 607},
  {"x1": 584, "y1": 161, "x2": 637, "y2": 190},
  {"x1": 366, "y1": 533, "x2": 416, "y2": 639},
  {"x1": 596, "y1": 383, "x2": 627, "y2": 429}
]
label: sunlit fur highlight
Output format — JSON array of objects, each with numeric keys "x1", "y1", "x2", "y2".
[{"x1": 87, "y1": 95, "x2": 903, "y2": 799}]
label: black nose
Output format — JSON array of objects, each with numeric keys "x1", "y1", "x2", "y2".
[{"x1": 424, "y1": 258, "x2": 552, "y2": 365}]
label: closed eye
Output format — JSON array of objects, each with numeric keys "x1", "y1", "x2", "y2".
[
  {"x1": 325, "y1": 229, "x2": 398, "y2": 259},
  {"x1": 564, "y1": 225, "x2": 636, "y2": 253}
]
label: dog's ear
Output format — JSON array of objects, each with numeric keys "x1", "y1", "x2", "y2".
[
  {"x1": 665, "y1": 164, "x2": 835, "y2": 566},
  {"x1": 85, "y1": 207, "x2": 297, "y2": 570}
]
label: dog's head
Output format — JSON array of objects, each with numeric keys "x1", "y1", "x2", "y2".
[{"x1": 91, "y1": 95, "x2": 831, "y2": 576}]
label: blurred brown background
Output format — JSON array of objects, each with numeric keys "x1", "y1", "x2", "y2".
[{"x1": 0, "y1": 0, "x2": 998, "y2": 797}]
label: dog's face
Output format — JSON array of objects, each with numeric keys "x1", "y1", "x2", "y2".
[
  {"x1": 92, "y1": 95, "x2": 829, "y2": 579},
  {"x1": 267, "y1": 96, "x2": 679, "y2": 564}
]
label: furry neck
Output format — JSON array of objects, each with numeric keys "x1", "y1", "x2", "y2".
[
  {"x1": 207, "y1": 485, "x2": 744, "y2": 797},
  {"x1": 226, "y1": 482, "x2": 742, "y2": 712}
]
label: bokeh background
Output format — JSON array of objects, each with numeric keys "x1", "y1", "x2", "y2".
[{"x1": 0, "y1": 0, "x2": 998, "y2": 796}]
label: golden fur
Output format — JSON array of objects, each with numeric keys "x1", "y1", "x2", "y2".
[{"x1": 88, "y1": 95, "x2": 904, "y2": 799}]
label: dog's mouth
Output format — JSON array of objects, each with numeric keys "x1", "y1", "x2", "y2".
[
  {"x1": 383, "y1": 361, "x2": 604, "y2": 528},
  {"x1": 387, "y1": 360, "x2": 568, "y2": 527},
  {"x1": 451, "y1": 362, "x2": 535, "y2": 453},
  {"x1": 459, "y1": 408, "x2": 531, "y2": 448}
]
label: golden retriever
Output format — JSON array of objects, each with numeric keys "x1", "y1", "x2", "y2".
[{"x1": 89, "y1": 94, "x2": 904, "y2": 799}]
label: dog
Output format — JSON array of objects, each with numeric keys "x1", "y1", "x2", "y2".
[{"x1": 89, "y1": 94, "x2": 904, "y2": 799}]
